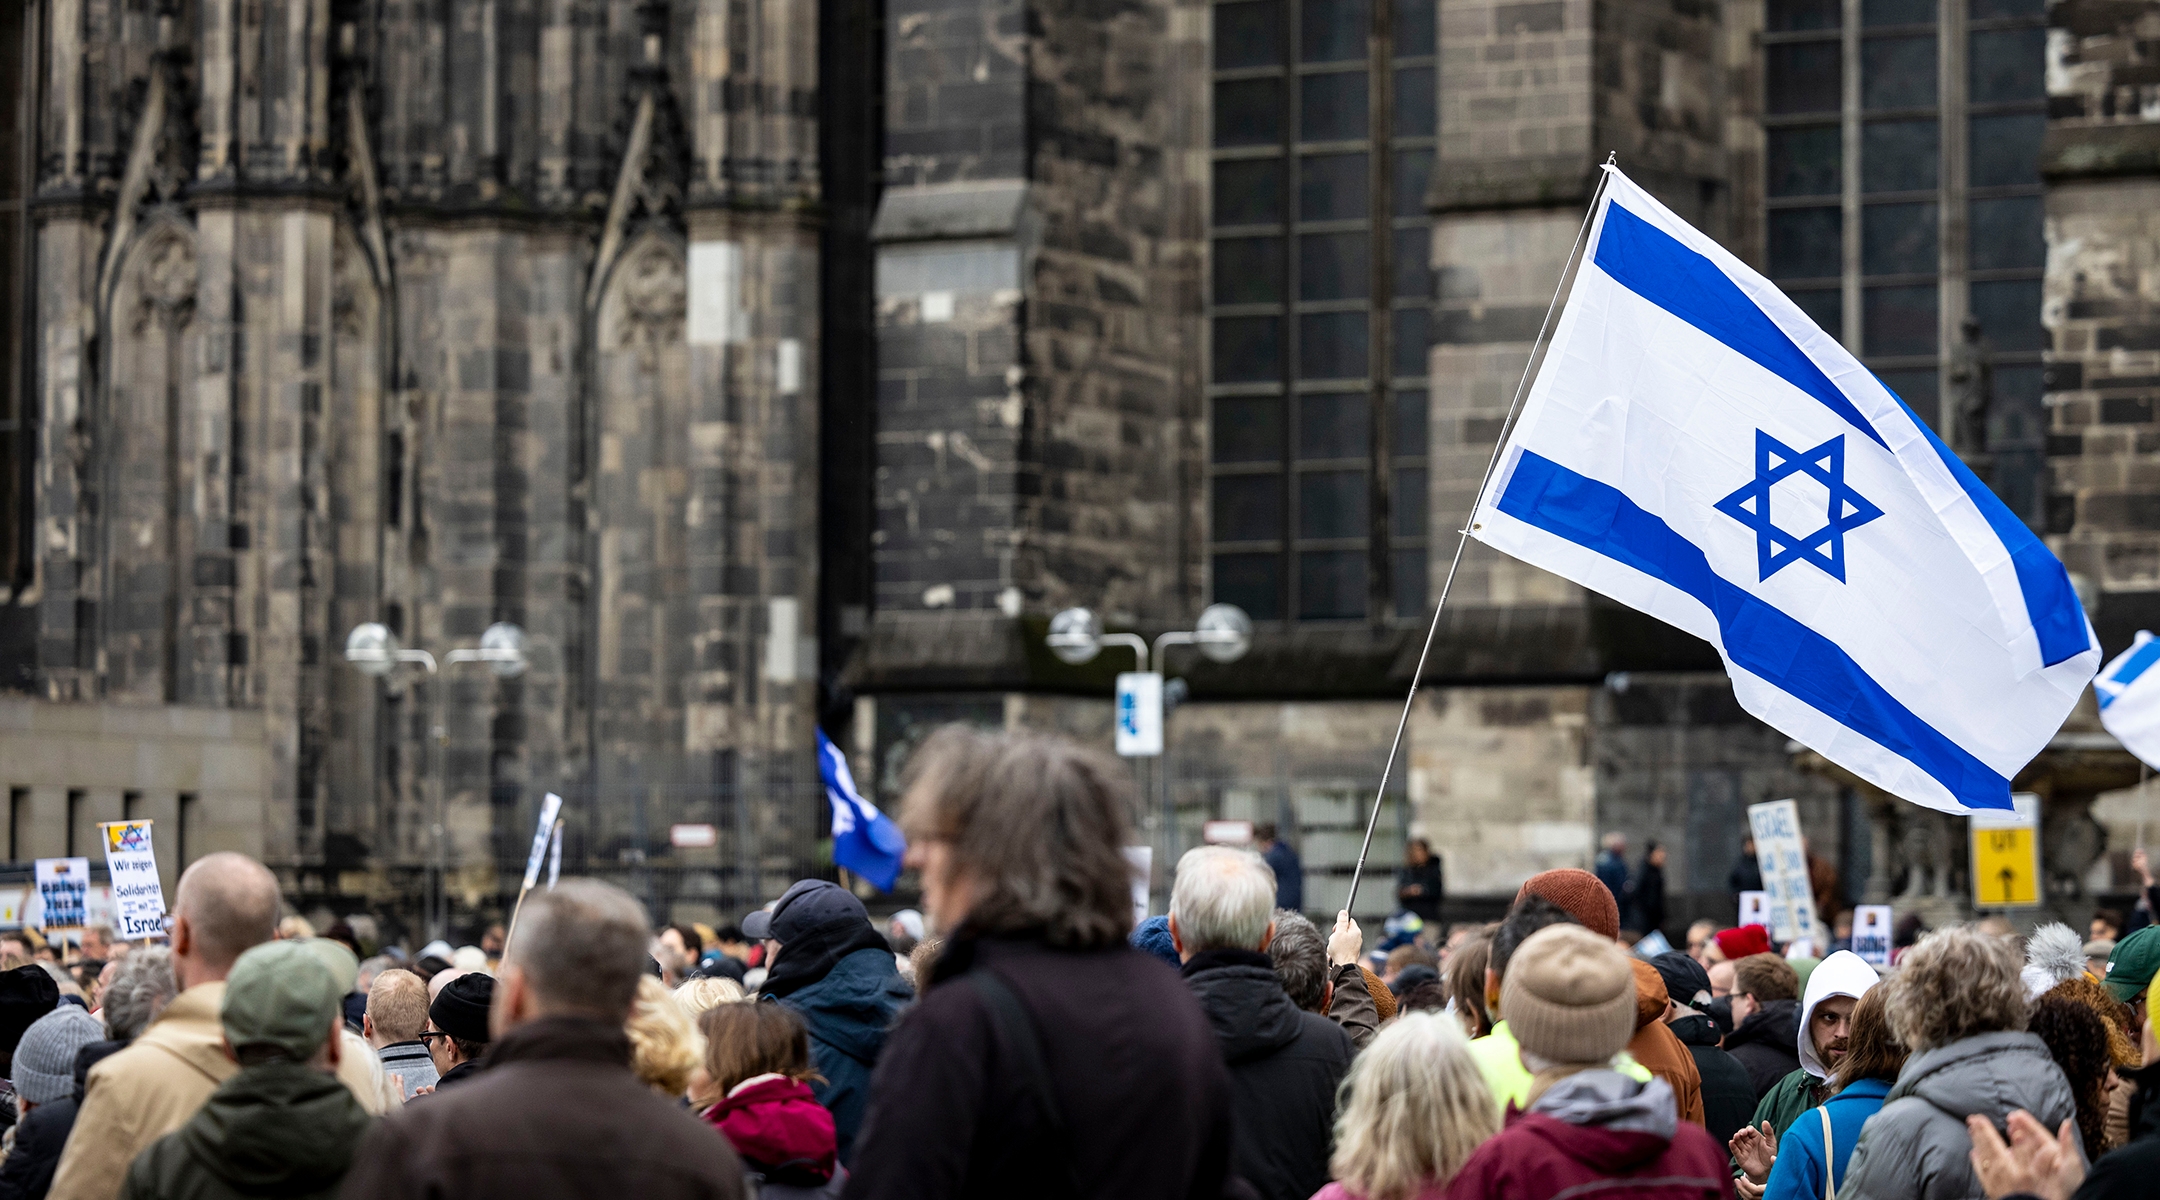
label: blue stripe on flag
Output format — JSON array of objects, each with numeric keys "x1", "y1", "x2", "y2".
[
  {"x1": 1593, "y1": 203, "x2": 1889, "y2": 451},
  {"x1": 1874, "y1": 379, "x2": 2093, "y2": 668},
  {"x1": 1590, "y1": 201, "x2": 2092, "y2": 669},
  {"x1": 2101, "y1": 638, "x2": 2160, "y2": 711},
  {"x1": 1498, "y1": 449, "x2": 2013, "y2": 811}
]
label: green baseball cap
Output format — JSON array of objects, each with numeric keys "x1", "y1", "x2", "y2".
[
  {"x1": 2103, "y1": 925, "x2": 2160, "y2": 1002},
  {"x1": 220, "y1": 940, "x2": 343, "y2": 1062}
]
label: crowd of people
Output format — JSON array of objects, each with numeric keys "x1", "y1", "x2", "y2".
[{"x1": 0, "y1": 725, "x2": 2147, "y2": 1200}]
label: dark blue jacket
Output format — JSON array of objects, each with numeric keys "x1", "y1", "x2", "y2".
[
  {"x1": 778, "y1": 946, "x2": 910, "y2": 1167},
  {"x1": 1262, "y1": 842, "x2": 1303, "y2": 913}
]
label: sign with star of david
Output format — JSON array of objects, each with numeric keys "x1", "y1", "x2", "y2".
[{"x1": 1713, "y1": 430, "x2": 1884, "y2": 582}]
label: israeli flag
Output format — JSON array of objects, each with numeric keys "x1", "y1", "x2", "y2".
[
  {"x1": 1471, "y1": 167, "x2": 2098, "y2": 815},
  {"x1": 818, "y1": 728, "x2": 908, "y2": 891},
  {"x1": 2097, "y1": 632, "x2": 2160, "y2": 769}
]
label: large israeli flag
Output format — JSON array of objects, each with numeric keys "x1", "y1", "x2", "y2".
[
  {"x1": 1471, "y1": 167, "x2": 2098, "y2": 815},
  {"x1": 2097, "y1": 632, "x2": 2160, "y2": 770}
]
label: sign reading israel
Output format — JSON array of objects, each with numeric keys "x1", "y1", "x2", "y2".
[
  {"x1": 99, "y1": 820, "x2": 167, "y2": 939},
  {"x1": 1472, "y1": 167, "x2": 2099, "y2": 816}
]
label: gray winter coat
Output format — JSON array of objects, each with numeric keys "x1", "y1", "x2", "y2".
[{"x1": 1838, "y1": 1030, "x2": 2079, "y2": 1200}]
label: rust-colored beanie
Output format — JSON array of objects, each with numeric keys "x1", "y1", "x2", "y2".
[{"x1": 1516, "y1": 868, "x2": 1621, "y2": 940}]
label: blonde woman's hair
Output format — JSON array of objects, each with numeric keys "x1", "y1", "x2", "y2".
[
  {"x1": 1329, "y1": 1011, "x2": 1501, "y2": 1200},
  {"x1": 674, "y1": 975, "x2": 746, "y2": 1014},
  {"x1": 625, "y1": 975, "x2": 705, "y2": 1097}
]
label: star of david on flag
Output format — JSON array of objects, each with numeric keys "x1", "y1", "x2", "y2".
[
  {"x1": 1470, "y1": 166, "x2": 2099, "y2": 816},
  {"x1": 1714, "y1": 431, "x2": 1883, "y2": 582}
]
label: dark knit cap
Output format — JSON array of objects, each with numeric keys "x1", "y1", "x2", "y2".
[
  {"x1": 0, "y1": 965, "x2": 59, "y2": 1059},
  {"x1": 1515, "y1": 868, "x2": 1621, "y2": 940},
  {"x1": 429, "y1": 973, "x2": 495, "y2": 1043},
  {"x1": 1652, "y1": 950, "x2": 1714, "y2": 1008}
]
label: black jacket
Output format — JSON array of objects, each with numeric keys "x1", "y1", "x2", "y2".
[
  {"x1": 121, "y1": 1061, "x2": 373, "y2": 1200},
  {"x1": 1396, "y1": 861, "x2": 1443, "y2": 922},
  {"x1": 773, "y1": 945, "x2": 911, "y2": 1166},
  {"x1": 338, "y1": 1016, "x2": 745, "y2": 1200},
  {"x1": 1632, "y1": 862, "x2": 1667, "y2": 935},
  {"x1": 1668, "y1": 1012, "x2": 1755, "y2": 1147},
  {"x1": 0, "y1": 1036, "x2": 116, "y2": 1200},
  {"x1": 842, "y1": 932, "x2": 1235, "y2": 1200},
  {"x1": 0, "y1": 1099, "x2": 74, "y2": 1200},
  {"x1": 1722, "y1": 998, "x2": 1801, "y2": 1101},
  {"x1": 1183, "y1": 950, "x2": 1355, "y2": 1200}
]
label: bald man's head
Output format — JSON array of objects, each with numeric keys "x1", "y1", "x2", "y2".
[{"x1": 173, "y1": 853, "x2": 280, "y2": 977}]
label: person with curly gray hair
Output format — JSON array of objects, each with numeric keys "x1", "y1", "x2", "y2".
[
  {"x1": 1838, "y1": 924, "x2": 2080, "y2": 1200},
  {"x1": 97, "y1": 947, "x2": 177, "y2": 1043}
]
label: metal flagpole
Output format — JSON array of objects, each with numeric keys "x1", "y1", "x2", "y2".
[{"x1": 1343, "y1": 158, "x2": 1617, "y2": 915}]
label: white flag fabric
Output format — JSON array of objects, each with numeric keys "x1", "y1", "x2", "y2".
[
  {"x1": 2097, "y1": 631, "x2": 2160, "y2": 769},
  {"x1": 1470, "y1": 167, "x2": 2098, "y2": 815}
]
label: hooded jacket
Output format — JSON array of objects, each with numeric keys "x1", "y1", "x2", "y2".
[
  {"x1": 1182, "y1": 949, "x2": 1355, "y2": 1200},
  {"x1": 1441, "y1": 1071, "x2": 1730, "y2": 1200},
  {"x1": 772, "y1": 944, "x2": 911, "y2": 1166},
  {"x1": 117, "y1": 1061, "x2": 373, "y2": 1200},
  {"x1": 1626, "y1": 962, "x2": 1704, "y2": 1127},
  {"x1": 702, "y1": 1075, "x2": 838, "y2": 1185},
  {"x1": 1668, "y1": 1012, "x2": 1755, "y2": 1146},
  {"x1": 1837, "y1": 1031, "x2": 2078, "y2": 1200},
  {"x1": 1723, "y1": 997, "x2": 1801, "y2": 1101},
  {"x1": 1749, "y1": 950, "x2": 1884, "y2": 1140}
]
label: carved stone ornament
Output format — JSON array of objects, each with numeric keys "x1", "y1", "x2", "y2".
[
  {"x1": 132, "y1": 230, "x2": 197, "y2": 333},
  {"x1": 612, "y1": 241, "x2": 686, "y2": 368}
]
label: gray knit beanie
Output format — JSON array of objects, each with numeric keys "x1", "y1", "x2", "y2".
[
  {"x1": 1500, "y1": 923, "x2": 1638, "y2": 1066},
  {"x1": 12, "y1": 1005, "x2": 104, "y2": 1104}
]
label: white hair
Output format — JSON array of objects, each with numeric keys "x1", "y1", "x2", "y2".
[{"x1": 1169, "y1": 846, "x2": 1276, "y2": 954}]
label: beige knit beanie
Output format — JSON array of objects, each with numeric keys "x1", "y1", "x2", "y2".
[{"x1": 1500, "y1": 923, "x2": 1637, "y2": 1065}]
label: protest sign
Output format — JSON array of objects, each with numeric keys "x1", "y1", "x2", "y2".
[
  {"x1": 1852, "y1": 904, "x2": 1893, "y2": 967},
  {"x1": 0, "y1": 888, "x2": 24, "y2": 929},
  {"x1": 546, "y1": 820, "x2": 563, "y2": 889},
  {"x1": 33, "y1": 858, "x2": 89, "y2": 930},
  {"x1": 1970, "y1": 793, "x2": 2042, "y2": 909},
  {"x1": 1747, "y1": 800, "x2": 1818, "y2": 944},
  {"x1": 522, "y1": 793, "x2": 564, "y2": 891},
  {"x1": 1738, "y1": 890, "x2": 1769, "y2": 930},
  {"x1": 99, "y1": 820, "x2": 168, "y2": 939}
]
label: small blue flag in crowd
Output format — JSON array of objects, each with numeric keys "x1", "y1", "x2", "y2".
[
  {"x1": 1471, "y1": 166, "x2": 2099, "y2": 816},
  {"x1": 818, "y1": 727, "x2": 908, "y2": 890},
  {"x1": 2098, "y1": 630, "x2": 2160, "y2": 770}
]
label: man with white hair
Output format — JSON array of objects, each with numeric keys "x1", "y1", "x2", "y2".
[{"x1": 1170, "y1": 846, "x2": 1354, "y2": 1200}]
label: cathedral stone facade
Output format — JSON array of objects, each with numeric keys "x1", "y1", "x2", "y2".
[{"x1": 0, "y1": 0, "x2": 2151, "y2": 936}]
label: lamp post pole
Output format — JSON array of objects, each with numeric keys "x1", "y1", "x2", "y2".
[
  {"x1": 1046, "y1": 605, "x2": 1252, "y2": 898},
  {"x1": 344, "y1": 621, "x2": 528, "y2": 940}
]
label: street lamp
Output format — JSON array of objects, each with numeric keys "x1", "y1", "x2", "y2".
[
  {"x1": 1044, "y1": 604, "x2": 1251, "y2": 893},
  {"x1": 343, "y1": 621, "x2": 529, "y2": 938}
]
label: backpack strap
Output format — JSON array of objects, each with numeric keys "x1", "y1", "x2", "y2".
[
  {"x1": 1818, "y1": 1104, "x2": 1836, "y2": 1200},
  {"x1": 964, "y1": 969, "x2": 1083, "y2": 1199}
]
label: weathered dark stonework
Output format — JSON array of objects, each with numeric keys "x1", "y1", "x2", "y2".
[{"x1": 8, "y1": 0, "x2": 822, "y2": 933}]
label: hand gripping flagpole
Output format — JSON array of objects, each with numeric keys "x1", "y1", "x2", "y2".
[{"x1": 1342, "y1": 158, "x2": 1617, "y2": 917}]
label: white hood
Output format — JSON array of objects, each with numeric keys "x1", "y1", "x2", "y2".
[{"x1": 1796, "y1": 950, "x2": 1880, "y2": 1079}]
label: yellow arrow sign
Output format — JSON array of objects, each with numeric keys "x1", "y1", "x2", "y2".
[{"x1": 1970, "y1": 825, "x2": 2040, "y2": 908}]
